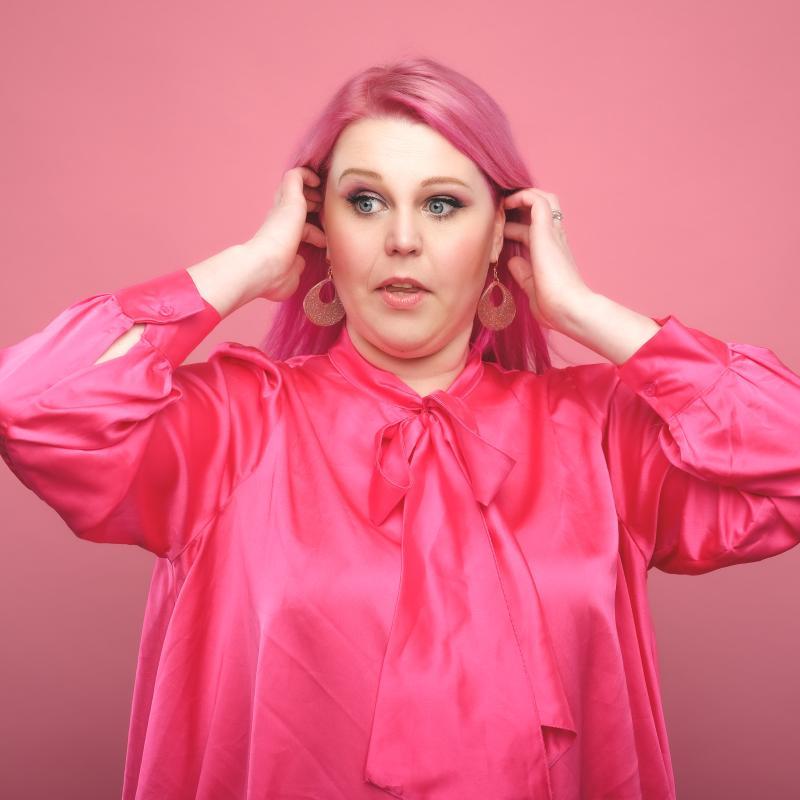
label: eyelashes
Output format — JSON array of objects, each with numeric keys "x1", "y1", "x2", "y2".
[{"x1": 344, "y1": 191, "x2": 465, "y2": 222}]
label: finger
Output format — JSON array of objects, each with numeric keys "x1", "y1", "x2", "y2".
[
  {"x1": 301, "y1": 221, "x2": 326, "y2": 249},
  {"x1": 506, "y1": 255, "x2": 535, "y2": 294},
  {"x1": 304, "y1": 181, "x2": 322, "y2": 204},
  {"x1": 502, "y1": 187, "x2": 539, "y2": 210},
  {"x1": 535, "y1": 190, "x2": 564, "y2": 229},
  {"x1": 287, "y1": 170, "x2": 321, "y2": 206},
  {"x1": 523, "y1": 191, "x2": 560, "y2": 230},
  {"x1": 504, "y1": 188, "x2": 564, "y2": 229},
  {"x1": 276, "y1": 167, "x2": 300, "y2": 202},
  {"x1": 502, "y1": 220, "x2": 530, "y2": 247},
  {"x1": 502, "y1": 187, "x2": 555, "y2": 207},
  {"x1": 297, "y1": 165, "x2": 322, "y2": 186}
]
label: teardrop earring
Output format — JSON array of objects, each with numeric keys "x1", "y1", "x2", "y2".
[
  {"x1": 477, "y1": 261, "x2": 516, "y2": 330},
  {"x1": 303, "y1": 259, "x2": 345, "y2": 326}
]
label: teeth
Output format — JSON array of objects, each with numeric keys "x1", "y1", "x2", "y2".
[{"x1": 387, "y1": 284, "x2": 418, "y2": 289}]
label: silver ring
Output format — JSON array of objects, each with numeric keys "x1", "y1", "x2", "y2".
[{"x1": 552, "y1": 209, "x2": 564, "y2": 222}]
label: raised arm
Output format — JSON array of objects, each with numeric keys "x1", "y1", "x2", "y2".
[
  {"x1": 0, "y1": 247, "x2": 283, "y2": 561},
  {"x1": 0, "y1": 164, "x2": 326, "y2": 561},
  {"x1": 570, "y1": 313, "x2": 800, "y2": 574},
  {"x1": 91, "y1": 244, "x2": 259, "y2": 365}
]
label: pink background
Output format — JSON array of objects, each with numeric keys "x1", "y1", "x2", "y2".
[{"x1": 1, "y1": 1, "x2": 798, "y2": 797}]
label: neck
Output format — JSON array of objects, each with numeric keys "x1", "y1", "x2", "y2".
[{"x1": 346, "y1": 323, "x2": 472, "y2": 398}]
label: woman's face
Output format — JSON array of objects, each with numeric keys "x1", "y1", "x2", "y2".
[{"x1": 319, "y1": 116, "x2": 505, "y2": 362}]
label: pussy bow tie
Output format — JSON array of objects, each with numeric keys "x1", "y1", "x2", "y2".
[{"x1": 327, "y1": 327, "x2": 576, "y2": 800}]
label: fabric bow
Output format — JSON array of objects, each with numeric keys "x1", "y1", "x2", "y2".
[
  {"x1": 367, "y1": 391, "x2": 514, "y2": 527},
  {"x1": 363, "y1": 389, "x2": 577, "y2": 800}
]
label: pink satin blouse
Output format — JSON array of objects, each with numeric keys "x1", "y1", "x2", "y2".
[{"x1": 1, "y1": 266, "x2": 799, "y2": 800}]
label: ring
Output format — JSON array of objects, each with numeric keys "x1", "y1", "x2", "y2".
[{"x1": 552, "y1": 209, "x2": 563, "y2": 222}]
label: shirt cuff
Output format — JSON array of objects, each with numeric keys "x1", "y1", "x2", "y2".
[
  {"x1": 113, "y1": 267, "x2": 223, "y2": 368},
  {"x1": 615, "y1": 314, "x2": 732, "y2": 420}
]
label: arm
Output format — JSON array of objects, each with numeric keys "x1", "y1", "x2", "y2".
[
  {"x1": 555, "y1": 291, "x2": 662, "y2": 365},
  {"x1": 92, "y1": 243, "x2": 260, "y2": 365},
  {"x1": 567, "y1": 310, "x2": 800, "y2": 574},
  {"x1": 0, "y1": 248, "x2": 284, "y2": 562}
]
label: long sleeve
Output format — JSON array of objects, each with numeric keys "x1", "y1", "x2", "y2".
[
  {"x1": 570, "y1": 314, "x2": 800, "y2": 575},
  {"x1": 0, "y1": 267, "x2": 284, "y2": 562}
]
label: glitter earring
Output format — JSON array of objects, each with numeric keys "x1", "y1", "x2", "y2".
[
  {"x1": 303, "y1": 259, "x2": 345, "y2": 326},
  {"x1": 477, "y1": 261, "x2": 516, "y2": 330}
]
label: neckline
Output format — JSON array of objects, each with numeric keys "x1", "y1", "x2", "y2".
[{"x1": 326, "y1": 324, "x2": 486, "y2": 409}]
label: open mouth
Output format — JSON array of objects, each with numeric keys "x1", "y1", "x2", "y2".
[{"x1": 378, "y1": 285, "x2": 428, "y2": 308}]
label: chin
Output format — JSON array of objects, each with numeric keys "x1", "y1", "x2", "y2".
[{"x1": 368, "y1": 326, "x2": 440, "y2": 358}]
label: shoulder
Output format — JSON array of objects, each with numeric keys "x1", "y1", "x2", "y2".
[
  {"x1": 167, "y1": 341, "x2": 305, "y2": 409},
  {"x1": 481, "y1": 358, "x2": 621, "y2": 428},
  {"x1": 196, "y1": 340, "x2": 338, "y2": 400}
]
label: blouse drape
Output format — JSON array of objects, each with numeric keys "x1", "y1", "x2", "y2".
[{"x1": 1, "y1": 266, "x2": 798, "y2": 800}]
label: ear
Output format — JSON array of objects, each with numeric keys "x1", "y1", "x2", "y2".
[
  {"x1": 317, "y1": 203, "x2": 329, "y2": 260},
  {"x1": 491, "y1": 201, "x2": 506, "y2": 262}
]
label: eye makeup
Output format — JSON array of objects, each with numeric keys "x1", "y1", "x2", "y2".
[{"x1": 344, "y1": 190, "x2": 465, "y2": 222}]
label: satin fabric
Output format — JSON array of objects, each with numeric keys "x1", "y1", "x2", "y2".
[
  {"x1": 1, "y1": 266, "x2": 799, "y2": 800},
  {"x1": 333, "y1": 337, "x2": 575, "y2": 798}
]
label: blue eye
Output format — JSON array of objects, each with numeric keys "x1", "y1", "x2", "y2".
[{"x1": 345, "y1": 192, "x2": 464, "y2": 221}]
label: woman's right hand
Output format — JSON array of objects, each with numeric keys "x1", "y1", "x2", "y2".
[{"x1": 243, "y1": 166, "x2": 327, "y2": 302}]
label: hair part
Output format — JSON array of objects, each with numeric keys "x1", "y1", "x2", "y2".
[{"x1": 259, "y1": 55, "x2": 552, "y2": 374}]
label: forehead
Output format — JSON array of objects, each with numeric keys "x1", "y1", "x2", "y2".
[{"x1": 329, "y1": 117, "x2": 483, "y2": 185}]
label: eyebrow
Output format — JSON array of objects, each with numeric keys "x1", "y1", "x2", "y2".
[{"x1": 338, "y1": 168, "x2": 470, "y2": 189}]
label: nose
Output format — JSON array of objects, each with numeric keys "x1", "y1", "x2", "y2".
[{"x1": 385, "y1": 209, "x2": 422, "y2": 256}]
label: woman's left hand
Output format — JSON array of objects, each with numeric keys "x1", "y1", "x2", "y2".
[{"x1": 501, "y1": 188, "x2": 596, "y2": 332}]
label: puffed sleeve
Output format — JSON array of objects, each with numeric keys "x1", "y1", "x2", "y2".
[
  {"x1": 0, "y1": 267, "x2": 283, "y2": 562},
  {"x1": 570, "y1": 314, "x2": 800, "y2": 574}
]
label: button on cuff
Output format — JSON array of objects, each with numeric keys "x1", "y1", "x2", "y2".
[{"x1": 114, "y1": 268, "x2": 210, "y2": 324}]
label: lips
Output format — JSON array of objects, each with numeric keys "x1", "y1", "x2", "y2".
[
  {"x1": 379, "y1": 284, "x2": 427, "y2": 309},
  {"x1": 377, "y1": 277, "x2": 429, "y2": 291}
]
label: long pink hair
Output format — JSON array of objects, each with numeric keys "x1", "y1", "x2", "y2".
[{"x1": 258, "y1": 56, "x2": 552, "y2": 374}]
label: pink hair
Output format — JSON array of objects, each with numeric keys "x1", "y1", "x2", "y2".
[{"x1": 258, "y1": 56, "x2": 552, "y2": 374}]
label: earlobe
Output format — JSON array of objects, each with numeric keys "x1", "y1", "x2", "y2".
[{"x1": 494, "y1": 227, "x2": 505, "y2": 262}]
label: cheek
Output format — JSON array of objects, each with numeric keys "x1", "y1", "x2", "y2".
[
  {"x1": 332, "y1": 238, "x2": 372, "y2": 279},
  {"x1": 326, "y1": 205, "x2": 372, "y2": 253},
  {"x1": 325, "y1": 215, "x2": 362, "y2": 264},
  {"x1": 327, "y1": 232, "x2": 373, "y2": 293},
  {"x1": 438, "y1": 236, "x2": 488, "y2": 289}
]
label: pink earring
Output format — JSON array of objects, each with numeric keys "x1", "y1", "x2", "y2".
[
  {"x1": 303, "y1": 259, "x2": 345, "y2": 326},
  {"x1": 477, "y1": 261, "x2": 516, "y2": 330}
]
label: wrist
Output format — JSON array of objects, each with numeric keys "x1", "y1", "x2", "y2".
[
  {"x1": 554, "y1": 291, "x2": 662, "y2": 364},
  {"x1": 549, "y1": 288, "x2": 603, "y2": 338},
  {"x1": 185, "y1": 244, "x2": 265, "y2": 318}
]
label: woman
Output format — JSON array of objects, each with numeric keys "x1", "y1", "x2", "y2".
[{"x1": 1, "y1": 57, "x2": 798, "y2": 800}]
